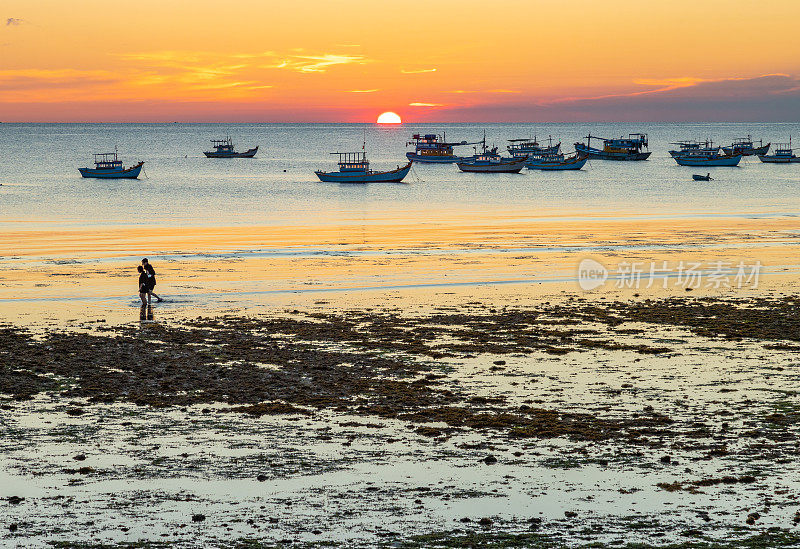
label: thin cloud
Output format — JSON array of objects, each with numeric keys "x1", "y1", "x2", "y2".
[
  {"x1": 409, "y1": 102, "x2": 443, "y2": 107},
  {"x1": 401, "y1": 68, "x2": 436, "y2": 74},
  {"x1": 348, "y1": 89, "x2": 379, "y2": 93},
  {"x1": 6, "y1": 17, "x2": 25, "y2": 26}
]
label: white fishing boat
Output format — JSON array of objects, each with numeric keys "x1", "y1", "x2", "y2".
[{"x1": 758, "y1": 139, "x2": 799, "y2": 163}]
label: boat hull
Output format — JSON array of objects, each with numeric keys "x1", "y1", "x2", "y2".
[
  {"x1": 204, "y1": 146, "x2": 258, "y2": 158},
  {"x1": 526, "y1": 155, "x2": 587, "y2": 171},
  {"x1": 722, "y1": 143, "x2": 770, "y2": 156},
  {"x1": 692, "y1": 174, "x2": 712, "y2": 181},
  {"x1": 674, "y1": 154, "x2": 742, "y2": 167},
  {"x1": 315, "y1": 162, "x2": 412, "y2": 183},
  {"x1": 457, "y1": 158, "x2": 527, "y2": 173},
  {"x1": 574, "y1": 143, "x2": 650, "y2": 161},
  {"x1": 405, "y1": 152, "x2": 460, "y2": 163},
  {"x1": 758, "y1": 155, "x2": 800, "y2": 163},
  {"x1": 79, "y1": 162, "x2": 143, "y2": 179}
]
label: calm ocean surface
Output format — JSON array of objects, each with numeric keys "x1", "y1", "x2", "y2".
[{"x1": 2, "y1": 122, "x2": 800, "y2": 231}]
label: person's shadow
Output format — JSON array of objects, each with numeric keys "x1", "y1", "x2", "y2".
[{"x1": 139, "y1": 304, "x2": 154, "y2": 321}]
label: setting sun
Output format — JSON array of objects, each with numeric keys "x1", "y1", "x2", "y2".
[{"x1": 376, "y1": 112, "x2": 402, "y2": 124}]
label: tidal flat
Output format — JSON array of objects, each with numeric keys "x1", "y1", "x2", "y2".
[{"x1": 2, "y1": 294, "x2": 800, "y2": 547}]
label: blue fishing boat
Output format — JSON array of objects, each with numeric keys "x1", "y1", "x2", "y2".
[
  {"x1": 721, "y1": 135, "x2": 770, "y2": 156},
  {"x1": 668, "y1": 140, "x2": 719, "y2": 158},
  {"x1": 406, "y1": 133, "x2": 482, "y2": 163},
  {"x1": 315, "y1": 151, "x2": 412, "y2": 183},
  {"x1": 758, "y1": 139, "x2": 799, "y2": 163},
  {"x1": 574, "y1": 133, "x2": 651, "y2": 160},
  {"x1": 204, "y1": 136, "x2": 258, "y2": 158},
  {"x1": 526, "y1": 152, "x2": 587, "y2": 171},
  {"x1": 507, "y1": 136, "x2": 561, "y2": 159},
  {"x1": 456, "y1": 143, "x2": 527, "y2": 173},
  {"x1": 79, "y1": 151, "x2": 144, "y2": 179},
  {"x1": 673, "y1": 152, "x2": 742, "y2": 167}
]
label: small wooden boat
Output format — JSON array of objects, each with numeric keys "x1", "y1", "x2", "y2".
[
  {"x1": 405, "y1": 133, "x2": 482, "y2": 163},
  {"x1": 758, "y1": 140, "x2": 799, "y2": 163},
  {"x1": 79, "y1": 151, "x2": 143, "y2": 179},
  {"x1": 204, "y1": 136, "x2": 258, "y2": 158},
  {"x1": 457, "y1": 145, "x2": 527, "y2": 173},
  {"x1": 526, "y1": 152, "x2": 587, "y2": 171},
  {"x1": 692, "y1": 173, "x2": 713, "y2": 181},
  {"x1": 674, "y1": 152, "x2": 742, "y2": 167},
  {"x1": 722, "y1": 136, "x2": 770, "y2": 156},
  {"x1": 315, "y1": 151, "x2": 411, "y2": 183},
  {"x1": 574, "y1": 133, "x2": 650, "y2": 161}
]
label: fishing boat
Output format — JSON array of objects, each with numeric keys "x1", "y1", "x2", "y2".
[
  {"x1": 758, "y1": 140, "x2": 799, "y2": 163},
  {"x1": 315, "y1": 151, "x2": 411, "y2": 183},
  {"x1": 525, "y1": 151, "x2": 587, "y2": 171},
  {"x1": 574, "y1": 133, "x2": 651, "y2": 161},
  {"x1": 456, "y1": 143, "x2": 527, "y2": 173},
  {"x1": 721, "y1": 135, "x2": 770, "y2": 156},
  {"x1": 79, "y1": 151, "x2": 144, "y2": 179},
  {"x1": 203, "y1": 136, "x2": 258, "y2": 158},
  {"x1": 405, "y1": 133, "x2": 482, "y2": 163},
  {"x1": 673, "y1": 151, "x2": 742, "y2": 167},
  {"x1": 507, "y1": 136, "x2": 561, "y2": 159},
  {"x1": 692, "y1": 173, "x2": 713, "y2": 181},
  {"x1": 668, "y1": 140, "x2": 719, "y2": 158}
]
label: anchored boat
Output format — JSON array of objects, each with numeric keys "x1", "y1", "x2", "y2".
[
  {"x1": 79, "y1": 151, "x2": 143, "y2": 179},
  {"x1": 759, "y1": 140, "x2": 799, "y2": 163},
  {"x1": 526, "y1": 151, "x2": 587, "y2": 171},
  {"x1": 507, "y1": 136, "x2": 561, "y2": 159},
  {"x1": 315, "y1": 151, "x2": 411, "y2": 183},
  {"x1": 722, "y1": 136, "x2": 770, "y2": 156},
  {"x1": 456, "y1": 143, "x2": 527, "y2": 173},
  {"x1": 203, "y1": 136, "x2": 258, "y2": 158},
  {"x1": 405, "y1": 133, "x2": 482, "y2": 163},
  {"x1": 574, "y1": 133, "x2": 651, "y2": 161},
  {"x1": 673, "y1": 152, "x2": 743, "y2": 167}
]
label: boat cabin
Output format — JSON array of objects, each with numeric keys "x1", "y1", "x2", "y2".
[
  {"x1": 210, "y1": 137, "x2": 235, "y2": 153},
  {"x1": 408, "y1": 134, "x2": 456, "y2": 156},
  {"x1": 93, "y1": 152, "x2": 123, "y2": 170},
  {"x1": 604, "y1": 133, "x2": 648, "y2": 151},
  {"x1": 773, "y1": 143, "x2": 796, "y2": 158},
  {"x1": 332, "y1": 151, "x2": 370, "y2": 173}
]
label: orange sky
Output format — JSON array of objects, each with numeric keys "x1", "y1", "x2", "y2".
[{"x1": 2, "y1": 0, "x2": 799, "y2": 122}]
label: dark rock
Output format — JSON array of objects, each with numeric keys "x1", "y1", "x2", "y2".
[
  {"x1": 483, "y1": 455, "x2": 498, "y2": 465},
  {"x1": 7, "y1": 496, "x2": 24, "y2": 505},
  {"x1": 660, "y1": 455, "x2": 671, "y2": 464},
  {"x1": 493, "y1": 360, "x2": 506, "y2": 366},
  {"x1": 459, "y1": 517, "x2": 471, "y2": 523},
  {"x1": 8, "y1": 524, "x2": 17, "y2": 532},
  {"x1": 746, "y1": 512, "x2": 760, "y2": 525},
  {"x1": 478, "y1": 517, "x2": 493, "y2": 526},
  {"x1": 257, "y1": 474, "x2": 268, "y2": 482},
  {"x1": 73, "y1": 454, "x2": 86, "y2": 461},
  {"x1": 192, "y1": 513, "x2": 206, "y2": 522},
  {"x1": 66, "y1": 408, "x2": 84, "y2": 416},
  {"x1": 564, "y1": 511, "x2": 578, "y2": 518}
]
